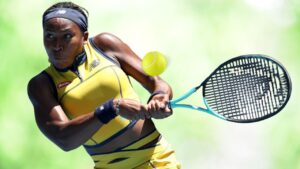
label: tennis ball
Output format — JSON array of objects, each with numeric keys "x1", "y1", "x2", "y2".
[{"x1": 142, "y1": 51, "x2": 167, "y2": 76}]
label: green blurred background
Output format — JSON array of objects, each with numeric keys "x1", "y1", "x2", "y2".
[{"x1": 0, "y1": 0, "x2": 299, "y2": 168}]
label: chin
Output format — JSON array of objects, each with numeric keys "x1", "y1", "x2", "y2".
[{"x1": 52, "y1": 60, "x2": 70, "y2": 70}]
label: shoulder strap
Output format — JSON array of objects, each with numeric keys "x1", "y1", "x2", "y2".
[{"x1": 88, "y1": 37, "x2": 121, "y2": 67}]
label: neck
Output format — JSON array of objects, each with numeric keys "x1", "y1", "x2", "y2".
[{"x1": 55, "y1": 51, "x2": 87, "y2": 72}]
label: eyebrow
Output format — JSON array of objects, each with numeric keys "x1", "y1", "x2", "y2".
[{"x1": 44, "y1": 28, "x2": 74, "y2": 33}]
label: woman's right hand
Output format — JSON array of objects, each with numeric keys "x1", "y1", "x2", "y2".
[{"x1": 114, "y1": 99, "x2": 150, "y2": 120}]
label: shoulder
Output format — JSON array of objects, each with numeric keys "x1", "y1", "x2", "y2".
[
  {"x1": 92, "y1": 32, "x2": 125, "y2": 52},
  {"x1": 28, "y1": 72, "x2": 49, "y2": 91},
  {"x1": 27, "y1": 72, "x2": 55, "y2": 102}
]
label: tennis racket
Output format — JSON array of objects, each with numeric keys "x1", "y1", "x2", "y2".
[{"x1": 169, "y1": 54, "x2": 292, "y2": 123}]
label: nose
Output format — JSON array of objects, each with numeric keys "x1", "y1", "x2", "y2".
[{"x1": 53, "y1": 40, "x2": 63, "y2": 52}]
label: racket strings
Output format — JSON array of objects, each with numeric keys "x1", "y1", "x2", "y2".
[
  {"x1": 205, "y1": 57, "x2": 289, "y2": 121},
  {"x1": 233, "y1": 59, "x2": 285, "y2": 119},
  {"x1": 207, "y1": 61, "x2": 261, "y2": 119},
  {"x1": 215, "y1": 60, "x2": 262, "y2": 119},
  {"x1": 226, "y1": 59, "x2": 276, "y2": 119}
]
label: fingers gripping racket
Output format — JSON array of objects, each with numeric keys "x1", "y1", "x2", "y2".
[{"x1": 169, "y1": 54, "x2": 292, "y2": 123}]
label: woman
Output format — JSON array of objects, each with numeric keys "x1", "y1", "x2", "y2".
[{"x1": 27, "y1": 2, "x2": 180, "y2": 169}]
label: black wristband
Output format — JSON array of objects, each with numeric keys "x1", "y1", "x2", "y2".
[
  {"x1": 147, "y1": 90, "x2": 166, "y2": 103},
  {"x1": 94, "y1": 99, "x2": 117, "y2": 124}
]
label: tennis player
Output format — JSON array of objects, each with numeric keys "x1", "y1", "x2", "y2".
[{"x1": 27, "y1": 1, "x2": 180, "y2": 169}]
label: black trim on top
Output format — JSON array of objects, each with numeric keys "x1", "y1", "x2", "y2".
[
  {"x1": 110, "y1": 66, "x2": 123, "y2": 98},
  {"x1": 108, "y1": 157, "x2": 129, "y2": 164},
  {"x1": 88, "y1": 140, "x2": 161, "y2": 156},
  {"x1": 114, "y1": 129, "x2": 158, "y2": 151},
  {"x1": 89, "y1": 37, "x2": 135, "y2": 90},
  {"x1": 54, "y1": 51, "x2": 87, "y2": 72},
  {"x1": 90, "y1": 138, "x2": 98, "y2": 144},
  {"x1": 59, "y1": 65, "x2": 117, "y2": 102},
  {"x1": 83, "y1": 120, "x2": 137, "y2": 154},
  {"x1": 88, "y1": 37, "x2": 121, "y2": 67}
]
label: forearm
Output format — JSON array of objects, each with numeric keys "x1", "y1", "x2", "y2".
[
  {"x1": 46, "y1": 99, "x2": 119, "y2": 151},
  {"x1": 47, "y1": 112, "x2": 102, "y2": 151},
  {"x1": 151, "y1": 77, "x2": 173, "y2": 99}
]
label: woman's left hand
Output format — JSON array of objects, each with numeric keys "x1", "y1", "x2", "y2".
[{"x1": 147, "y1": 93, "x2": 172, "y2": 119}]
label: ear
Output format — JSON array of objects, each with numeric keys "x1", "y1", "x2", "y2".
[{"x1": 83, "y1": 31, "x2": 89, "y2": 42}]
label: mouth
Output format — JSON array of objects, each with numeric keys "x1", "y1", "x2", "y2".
[
  {"x1": 52, "y1": 51, "x2": 65, "y2": 60},
  {"x1": 50, "y1": 53, "x2": 68, "y2": 65},
  {"x1": 46, "y1": 50, "x2": 70, "y2": 69},
  {"x1": 50, "y1": 57, "x2": 69, "y2": 69},
  {"x1": 53, "y1": 56, "x2": 64, "y2": 60}
]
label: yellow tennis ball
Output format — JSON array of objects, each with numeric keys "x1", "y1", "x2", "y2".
[{"x1": 142, "y1": 51, "x2": 167, "y2": 76}]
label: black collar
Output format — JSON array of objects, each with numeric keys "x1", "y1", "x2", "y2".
[{"x1": 54, "y1": 51, "x2": 87, "y2": 72}]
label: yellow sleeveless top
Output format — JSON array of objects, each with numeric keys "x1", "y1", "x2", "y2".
[{"x1": 44, "y1": 38, "x2": 139, "y2": 147}]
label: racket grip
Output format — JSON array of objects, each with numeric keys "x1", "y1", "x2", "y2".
[{"x1": 168, "y1": 101, "x2": 175, "y2": 109}]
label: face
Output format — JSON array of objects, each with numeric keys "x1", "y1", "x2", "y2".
[{"x1": 43, "y1": 18, "x2": 88, "y2": 69}]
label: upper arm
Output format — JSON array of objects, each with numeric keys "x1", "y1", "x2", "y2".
[
  {"x1": 27, "y1": 73, "x2": 69, "y2": 142},
  {"x1": 93, "y1": 33, "x2": 161, "y2": 92}
]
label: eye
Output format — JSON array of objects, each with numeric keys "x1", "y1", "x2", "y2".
[
  {"x1": 45, "y1": 33, "x2": 54, "y2": 40},
  {"x1": 64, "y1": 33, "x2": 73, "y2": 40}
]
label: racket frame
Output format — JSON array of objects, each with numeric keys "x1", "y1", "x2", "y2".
[{"x1": 169, "y1": 54, "x2": 292, "y2": 123}]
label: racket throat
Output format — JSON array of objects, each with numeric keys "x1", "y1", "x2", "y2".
[{"x1": 170, "y1": 103, "x2": 226, "y2": 120}]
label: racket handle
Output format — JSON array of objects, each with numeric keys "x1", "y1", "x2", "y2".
[{"x1": 167, "y1": 101, "x2": 171, "y2": 109}]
